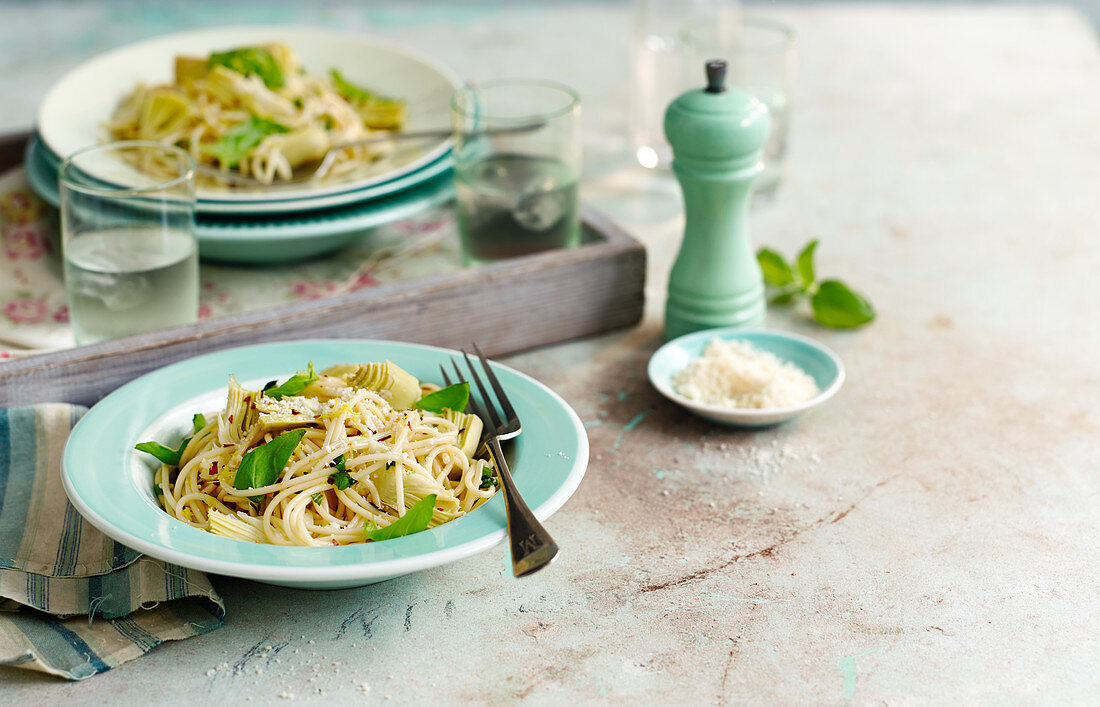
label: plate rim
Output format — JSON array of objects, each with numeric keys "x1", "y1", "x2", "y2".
[
  {"x1": 60, "y1": 339, "x2": 589, "y2": 583},
  {"x1": 36, "y1": 24, "x2": 461, "y2": 204},
  {"x1": 25, "y1": 135, "x2": 456, "y2": 245},
  {"x1": 32, "y1": 130, "x2": 453, "y2": 215},
  {"x1": 647, "y1": 327, "x2": 846, "y2": 424}
]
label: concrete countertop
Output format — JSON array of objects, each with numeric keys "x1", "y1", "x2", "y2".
[{"x1": 2, "y1": 2, "x2": 1098, "y2": 703}]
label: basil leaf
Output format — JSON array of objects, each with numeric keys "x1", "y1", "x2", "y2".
[
  {"x1": 208, "y1": 46, "x2": 284, "y2": 89},
  {"x1": 134, "y1": 441, "x2": 182, "y2": 466},
  {"x1": 264, "y1": 363, "x2": 318, "y2": 400},
  {"x1": 330, "y1": 68, "x2": 381, "y2": 103},
  {"x1": 202, "y1": 115, "x2": 290, "y2": 168},
  {"x1": 329, "y1": 471, "x2": 352, "y2": 490},
  {"x1": 479, "y1": 467, "x2": 497, "y2": 490},
  {"x1": 311, "y1": 492, "x2": 324, "y2": 504},
  {"x1": 365, "y1": 494, "x2": 436, "y2": 542},
  {"x1": 796, "y1": 239, "x2": 818, "y2": 288},
  {"x1": 416, "y1": 382, "x2": 470, "y2": 414},
  {"x1": 757, "y1": 248, "x2": 795, "y2": 287},
  {"x1": 811, "y1": 279, "x2": 876, "y2": 329},
  {"x1": 233, "y1": 428, "x2": 308, "y2": 493},
  {"x1": 330, "y1": 454, "x2": 346, "y2": 473},
  {"x1": 192, "y1": 413, "x2": 206, "y2": 433},
  {"x1": 768, "y1": 288, "x2": 800, "y2": 306}
]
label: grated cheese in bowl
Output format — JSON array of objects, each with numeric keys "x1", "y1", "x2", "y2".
[{"x1": 672, "y1": 338, "x2": 819, "y2": 409}]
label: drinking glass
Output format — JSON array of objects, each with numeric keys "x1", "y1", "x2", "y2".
[
  {"x1": 630, "y1": 0, "x2": 744, "y2": 170},
  {"x1": 631, "y1": 6, "x2": 796, "y2": 199},
  {"x1": 451, "y1": 79, "x2": 581, "y2": 266},
  {"x1": 59, "y1": 141, "x2": 199, "y2": 345}
]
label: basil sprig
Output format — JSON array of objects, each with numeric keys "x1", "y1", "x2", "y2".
[
  {"x1": 203, "y1": 115, "x2": 290, "y2": 168},
  {"x1": 330, "y1": 68, "x2": 386, "y2": 103},
  {"x1": 365, "y1": 494, "x2": 436, "y2": 542},
  {"x1": 135, "y1": 414, "x2": 208, "y2": 466},
  {"x1": 208, "y1": 46, "x2": 284, "y2": 89},
  {"x1": 415, "y1": 382, "x2": 469, "y2": 414},
  {"x1": 262, "y1": 363, "x2": 318, "y2": 400},
  {"x1": 757, "y1": 239, "x2": 876, "y2": 329},
  {"x1": 232, "y1": 428, "x2": 307, "y2": 495}
]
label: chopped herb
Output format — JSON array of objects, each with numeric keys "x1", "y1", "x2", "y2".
[
  {"x1": 233, "y1": 428, "x2": 308, "y2": 495},
  {"x1": 416, "y1": 382, "x2": 470, "y2": 414},
  {"x1": 192, "y1": 413, "x2": 206, "y2": 433},
  {"x1": 311, "y1": 492, "x2": 324, "y2": 504},
  {"x1": 329, "y1": 471, "x2": 353, "y2": 490},
  {"x1": 330, "y1": 454, "x2": 346, "y2": 473},
  {"x1": 202, "y1": 115, "x2": 290, "y2": 168},
  {"x1": 385, "y1": 461, "x2": 395, "y2": 470},
  {"x1": 479, "y1": 466, "x2": 498, "y2": 490},
  {"x1": 365, "y1": 495, "x2": 436, "y2": 542},
  {"x1": 208, "y1": 46, "x2": 284, "y2": 89},
  {"x1": 262, "y1": 362, "x2": 318, "y2": 400}
]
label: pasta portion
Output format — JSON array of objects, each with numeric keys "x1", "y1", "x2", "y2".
[
  {"x1": 138, "y1": 361, "x2": 498, "y2": 547},
  {"x1": 106, "y1": 43, "x2": 406, "y2": 185}
]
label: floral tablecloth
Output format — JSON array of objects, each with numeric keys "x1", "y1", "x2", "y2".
[{"x1": 0, "y1": 166, "x2": 464, "y2": 360}]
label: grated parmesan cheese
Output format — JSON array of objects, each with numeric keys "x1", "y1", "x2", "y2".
[{"x1": 673, "y1": 338, "x2": 819, "y2": 409}]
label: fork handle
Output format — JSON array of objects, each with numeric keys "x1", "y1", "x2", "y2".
[{"x1": 487, "y1": 436, "x2": 559, "y2": 577}]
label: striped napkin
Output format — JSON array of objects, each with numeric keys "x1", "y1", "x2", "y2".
[{"x1": 0, "y1": 404, "x2": 225, "y2": 680}]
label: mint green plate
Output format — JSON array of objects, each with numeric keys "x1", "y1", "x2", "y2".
[
  {"x1": 648, "y1": 328, "x2": 845, "y2": 427},
  {"x1": 61, "y1": 340, "x2": 589, "y2": 588},
  {"x1": 26, "y1": 136, "x2": 455, "y2": 264}
]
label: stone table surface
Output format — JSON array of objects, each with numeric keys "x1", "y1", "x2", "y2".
[{"x1": 2, "y1": 1, "x2": 1099, "y2": 703}]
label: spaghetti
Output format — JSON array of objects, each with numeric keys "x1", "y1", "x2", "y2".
[
  {"x1": 105, "y1": 43, "x2": 406, "y2": 185},
  {"x1": 141, "y1": 361, "x2": 497, "y2": 547}
]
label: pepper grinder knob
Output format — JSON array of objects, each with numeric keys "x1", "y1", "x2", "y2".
[
  {"x1": 705, "y1": 60, "x2": 727, "y2": 93},
  {"x1": 662, "y1": 61, "x2": 772, "y2": 339}
]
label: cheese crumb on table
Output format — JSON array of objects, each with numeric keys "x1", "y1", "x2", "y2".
[{"x1": 673, "y1": 338, "x2": 819, "y2": 409}]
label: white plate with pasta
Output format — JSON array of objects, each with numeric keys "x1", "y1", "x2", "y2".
[
  {"x1": 60, "y1": 340, "x2": 589, "y2": 589},
  {"x1": 37, "y1": 26, "x2": 460, "y2": 208}
]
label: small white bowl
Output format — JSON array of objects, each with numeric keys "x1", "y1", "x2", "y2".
[{"x1": 647, "y1": 328, "x2": 845, "y2": 427}]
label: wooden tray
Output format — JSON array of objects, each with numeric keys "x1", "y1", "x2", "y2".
[{"x1": 0, "y1": 131, "x2": 646, "y2": 407}]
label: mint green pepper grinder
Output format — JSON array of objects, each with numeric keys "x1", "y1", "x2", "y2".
[{"x1": 663, "y1": 60, "x2": 771, "y2": 340}]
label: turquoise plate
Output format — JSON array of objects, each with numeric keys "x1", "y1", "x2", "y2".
[
  {"x1": 647, "y1": 328, "x2": 845, "y2": 427},
  {"x1": 61, "y1": 340, "x2": 589, "y2": 589},
  {"x1": 26, "y1": 137, "x2": 455, "y2": 263},
  {"x1": 32, "y1": 132, "x2": 454, "y2": 215}
]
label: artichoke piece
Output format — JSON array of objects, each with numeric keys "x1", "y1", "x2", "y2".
[
  {"x1": 218, "y1": 375, "x2": 259, "y2": 446},
  {"x1": 348, "y1": 361, "x2": 421, "y2": 410},
  {"x1": 174, "y1": 55, "x2": 208, "y2": 84},
  {"x1": 320, "y1": 363, "x2": 360, "y2": 380},
  {"x1": 274, "y1": 126, "x2": 329, "y2": 168},
  {"x1": 440, "y1": 409, "x2": 483, "y2": 459},
  {"x1": 262, "y1": 43, "x2": 299, "y2": 80},
  {"x1": 205, "y1": 65, "x2": 296, "y2": 121},
  {"x1": 356, "y1": 100, "x2": 406, "y2": 131},
  {"x1": 370, "y1": 464, "x2": 459, "y2": 524},
  {"x1": 208, "y1": 510, "x2": 265, "y2": 543},
  {"x1": 138, "y1": 89, "x2": 190, "y2": 140},
  {"x1": 252, "y1": 394, "x2": 321, "y2": 432}
]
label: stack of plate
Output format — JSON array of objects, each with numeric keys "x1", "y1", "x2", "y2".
[{"x1": 26, "y1": 26, "x2": 462, "y2": 263}]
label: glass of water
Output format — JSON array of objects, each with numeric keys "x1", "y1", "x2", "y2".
[
  {"x1": 451, "y1": 79, "x2": 581, "y2": 266},
  {"x1": 631, "y1": 9, "x2": 796, "y2": 200},
  {"x1": 59, "y1": 141, "x2": 199, "y2": 345}
]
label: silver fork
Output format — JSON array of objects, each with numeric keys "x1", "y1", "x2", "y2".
[
  {"x1": 192, "y1": 122, "x2": 546, "y2": 188},
  {"x1": 442, "y1": 344, "x2": 559, "y2": 577}
]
